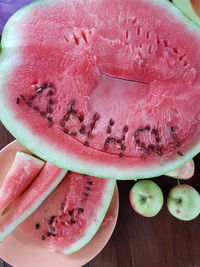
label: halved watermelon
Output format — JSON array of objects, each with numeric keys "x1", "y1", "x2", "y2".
[
  {"x1": 0, "y1": 0, "x2": 200, "y2": 179},
  {"x1": 0, "y1": 151, "x2": 44, "y2": 213},
  {"x1": 0, "y1": 163, "x2": 67, "y2": 242}
]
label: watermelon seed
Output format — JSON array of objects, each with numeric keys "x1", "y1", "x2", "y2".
[
  {"x1": 48, "y1": 89, "x2": 53, "y2": 96},
  {"x1": 78, "y1": 207, "x2": 84, "y2": 213},
  {"x1": 107, "y1": 126, "x2": 112, "y2": 134},
  {"x1": 145, "y1": 125, "x2": 151, "y2": 131},
  {"x1": 40, "y1": 235, "x2": 46, "y2": 240},
  {"x1": 87, "y1": 181, "x2": 93, "y2": 185},
  {"x1": 84, "y1": 141, "x2": 89, "y2": 146},
  {"x1": 119, "y1": 152, "x2": 123, "y2": 158},
  {"x1": 47, "y1": 232, "x2": 52, "y2": 237},
  {"x1": 50, "y1": 216, "x2": 56, "y2": 221},
  {"x1": 79, "y1": 124, "x2": 86, "y2": 133},
  {"x1": 16, "y1": 97, "x2": 20, "y2": 104},
  {"x1": 109, "y1": 119, "x2": 115, "y2": 126},
  {"x1": 47, "y1": 220, "x2": 53, "y2": 225},
  {"x1": 60, "y1": 120, "x2": 65, "y2": 127},
  {"x1": 42, "y1": 82, "x2": 48, "y2": 89},
  {"x1": 175, "y1": 141, "x2": 181, "y2": 147},
  {"x1": 34, "y1": 223, "x2": 40, "y2": 230},
  {"x1": 163, "y1": 40, "x2": 169, "y2": 47},
  {"x1": 156, "y1": 137, "x2": 160, "y2": 143},
  {"x1": 103, "y1": 142, "x2": 109, "y2": 150},
  {"x1": 68, "y1": 210, "x2": 74, "y2": 216},
  {"x1": 25, "y1": 100, "x2": 32, "y2": 107},
  {"x1": 177, "y1": 150, "x2": 183, "y2": 156},
  {"x1": 29, "y1": 94, "x2": 37, "y2": 101},
  {"x1": 50, "y1": 227, "x2": 55, "y2": 232},
  {"x1": 93, "y1": 112, "x2": 101, "y2": 121},
  {"x1": 47, "y1": 104, "x2": 52, "y2": 114},
  {"x1": 156, "y1": 146, "x2": 163, "y2": 156},
  {"x1": 121, "y1": 144, "x2": 126, "y2": 151},
  {"x1": 60, "y1": 202, "x2": 65, "y2": 210},
  {"x1": 49, "y1": 97, "x2": 54, "y2": 105},
  {"x1": 123, "y1": 125, "x2": 129, "y2": 133},
  {"x1": 32, "y1": 105, "x2": 39, "y2": 111},
  {"x1": 122, "y1": 135, "x2": 126, "y2": 141},
  {"x1": 61, "y1": 128, "x2": 69, "y2": 134},
  {"x1": 40, "y1": 111, "x2": 46, "y2": 116},
  {"x1": 146, "y1": 31, "x2": 150, "y2": 39},
  {"x1": 70, "y1": 131, "x2": 77, "y2": 136},
  {"x1": 78, "y1": 114, "x2": 84, "y2": 123},
  {"x1": 84, "y1": 193, "x2": 89, "y2": 197}
]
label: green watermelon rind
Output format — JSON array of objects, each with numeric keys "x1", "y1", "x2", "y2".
[
  {"x1": 172, "y1": 0, "x2": 200, "y2": 27},
  {"x1": 62, "y1": 179, "x2": 116, "y2": 255},
  {"x1": 0, "y1": 0, "x2": 199, "y2": 180},
  {"x1": 0, "y1": 168, "x2": 68, "y2": 242}
]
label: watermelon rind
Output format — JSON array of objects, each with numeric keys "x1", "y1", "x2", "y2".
[
  {"x1": 0, "y1": 166, "x2": 67, "y2": 242},
  {"x1": 0, "y1": 0, "x2": 199, "y2": 180},
  {"x1": 62, "y1": 179, "x2": 116, "y2": 255},
  {"x1": 172, "y1": 0, "x2": 200, "y2": 27}
]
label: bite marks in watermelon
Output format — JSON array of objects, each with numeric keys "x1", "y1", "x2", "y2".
[
  {"x1": 0, "y1": 0, "x2": 200, "y2": 179},
  {"x1": 0, "y1": 162, "x2": 67, "y2": 242},
  {"x1": 0, "y1": 151, "x2": 44, "y2": 213}
]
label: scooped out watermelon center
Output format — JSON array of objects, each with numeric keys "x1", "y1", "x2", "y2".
[{"x1": 4, "y1": 0, "x2": 200, "y2": 164}]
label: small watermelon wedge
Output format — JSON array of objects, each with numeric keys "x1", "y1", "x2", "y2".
[
  {"x1": 0, "y1": 151, "x2": 44, "y2": 213},
  {"x1": 0, "y1": 162, "x2": 67, "y2": 242}
]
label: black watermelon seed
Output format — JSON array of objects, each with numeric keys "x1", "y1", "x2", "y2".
[
  {"x1": 87, "y1": 181, "x2": 93, "y2": 185},
  {"x1": 49, "y1": 97, "x2": 54, "y2": 105},
  {"x1": 84, "y1": 141, "x2": 89, "y2": 146},
  {"x1": 121, "y1": 144, "x2": 126, "y2": 151},
  {"x1": 50, "y1": 227, "x2": 55, "y2": 232},
  {"x1": 79, "y1": 124, "x2": 86, "y2": 133},
  {"x1": 78, "y1": 114, "x2": 84, "y2": 122},
  {"x1": 177, "y1": 150, "x2": 183, "y2": 156},
  {"x1": 109, "y1": 119, "x2": 115, "y2": 126},
  {"x1": 20, "y1": 95, "x2": 26, "y2": 100},
  {"x1": 40, "y1": 235, "x2": 46, "y2": 240},
  {"x1": 68, "y1": 210, "x2": 74, "y2": 216},
  {"x1": 40, "y1": 111, "x2": 46, "y2": 116},
  {"x1": 107, "y1": 126, "x2": 112, "y2": 134},
  {"x1": 104, "y1": 142, "x2": 109, "y2": 150},
  {"x1": 84, "y1": 193, "x2": 89, "y2": 197},
  {"x1": 32, "y1": 105, "x2": 39, "y2": 111},
  {"x1": 50, "y1": 216, "x2": 56, "y2": 221},
  {"x1": 34, "y1": 223, "x2": 40, "y2": 230},
  {"x1": 16, "y1": 97, "x2": 20, "y2": 104},
  {"x1": 47, "y1": 232, "x2": 52, "y2": 237},
  {"x1": 42, "y1": 82, "x2": 47, "y2": 89},
  {"x1": 25, "y1": 100, "x2": 32, "y2": 107},
  {"x1": 78, "y1": 208, "x2": 84, "y2": 213},
  {"x1": 93, "y1": 112, "x2": 100, "y2": 121},
  {"x1": 70, "y1": 131, "x2": 77, "y2": 136},
  {"x1": 175, "y1": 141, "x2": 181, "y2": 147},
  {"x1": 119, "y1": 152, "x2": 123, "y2": 158},
  {"x1": 135, "y1": 138, "x2": 140, "y2": 144},
  {"x1": 151, "y1": 128, "x2": 159, "y2": 135},
  {"x1": 156, "y1": 137, "x2": 160, "y2": 143},
  {"x1": 48, "y1": 90, "x2": 53, "y2": 96},
  {"x1": 52, "y1": 234, "x2": 56, "y2": 237},
  {"x1": 122, "y1": 135, "x2": 126, "y2": 141},
  {"x1": 123, "y1": 125, "x2": 129, "y2": 133},
  {"x1": 47, "y1": 82, "x2": 52, "y2": 88},
  {"x1": 47, "y1": 220, "x2": 53, "y2": 225}
]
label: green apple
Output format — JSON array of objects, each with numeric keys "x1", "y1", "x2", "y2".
[
  {"x1": 129, "y1": 180, "x2": 164, "y2": 217},
  {"x1": 165, "y1": 160, "x2": 194, "y2": 180},
  {"x1": 167, "y1": 184, "x2": 200, "y2": 221}
]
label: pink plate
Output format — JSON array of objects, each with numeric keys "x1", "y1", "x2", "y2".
[{"x1": 0, "y1": 141, "x2": 119, "y2": 267}]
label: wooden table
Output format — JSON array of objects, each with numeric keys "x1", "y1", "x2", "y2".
[{"x1": 0, "y1": 122, "x2": 200, "y2": 267}]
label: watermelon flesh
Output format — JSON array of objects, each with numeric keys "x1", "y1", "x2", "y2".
[
  {"x1": 0, "y1": 151, "x2": 44, "y2": 213},
  {"x1": 0, "y1": 162, "x2": 67, "y2": 242},
  {"x1": 0, "y1": 0, "x2": 200, "y2": 179},
  {"x1": 16, "y1": 172, "x2": 116, "y2": 255}
]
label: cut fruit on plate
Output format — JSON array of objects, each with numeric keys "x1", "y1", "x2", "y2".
[
  {"x1": 0, "y1": 0, "x2": 200, "y2": 180},
  {"x1": 165, "y1": 159, "x2": 195, "y2": 180},
  {"x1": 0, "y1": 151, "x2": 44, "y2": 213},
  {"x1": 173, "y1": 0, "x2": 200, "y2": 26},
  {"x1": 0, "y1": 141, "x2": 119, "y2": 267}
]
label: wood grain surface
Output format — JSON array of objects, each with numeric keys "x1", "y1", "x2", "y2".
[{"x1": 0, "y1": 122, "x2": 200, "y2": 267}]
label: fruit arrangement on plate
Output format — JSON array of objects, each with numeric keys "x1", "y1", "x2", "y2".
[{"x1": 0, "y1": 0, "x2": 200, "y2": 266}]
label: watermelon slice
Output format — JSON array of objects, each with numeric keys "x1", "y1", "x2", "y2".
[
  {"x1": 17, "y1": 172, "x2": 116, "y2": 255},
  {"x1": 0, "y1": 151, "x2": 44, "y2": 213},
  {"x1": 0, "y1": 0, "x2": 200, "y2": 180},
  {"x1": 0, "y1": 163, "x2": 67, "y2": 242}
]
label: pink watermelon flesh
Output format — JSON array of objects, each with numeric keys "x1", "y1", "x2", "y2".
[
  {"x1": 0, "y1": 0, "x2": 200, "y2": 179},
  {"x1": 0, "y1": 151, "x2": 44, "y2": 213},
  {"x1": 0, "y1": 162, "x2": 67, "y2": 242},
  {"x1": 14, "y1": 172, "x2": 116, "y2": 255}
]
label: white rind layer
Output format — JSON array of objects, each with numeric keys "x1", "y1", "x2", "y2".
[{"x1": 0, "y1": 0, "x2": 199, "y2": 180}]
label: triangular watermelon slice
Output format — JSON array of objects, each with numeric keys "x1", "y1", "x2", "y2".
[
  {"x1": 0, "y1": 0, "x2": 199, "y2": 180},
  {"x1": 0, "y1": 162, "x2": 67, "y2": 242},
  {"x1": 0, "y1": 151, "x2": 44, "y2": 213}
]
